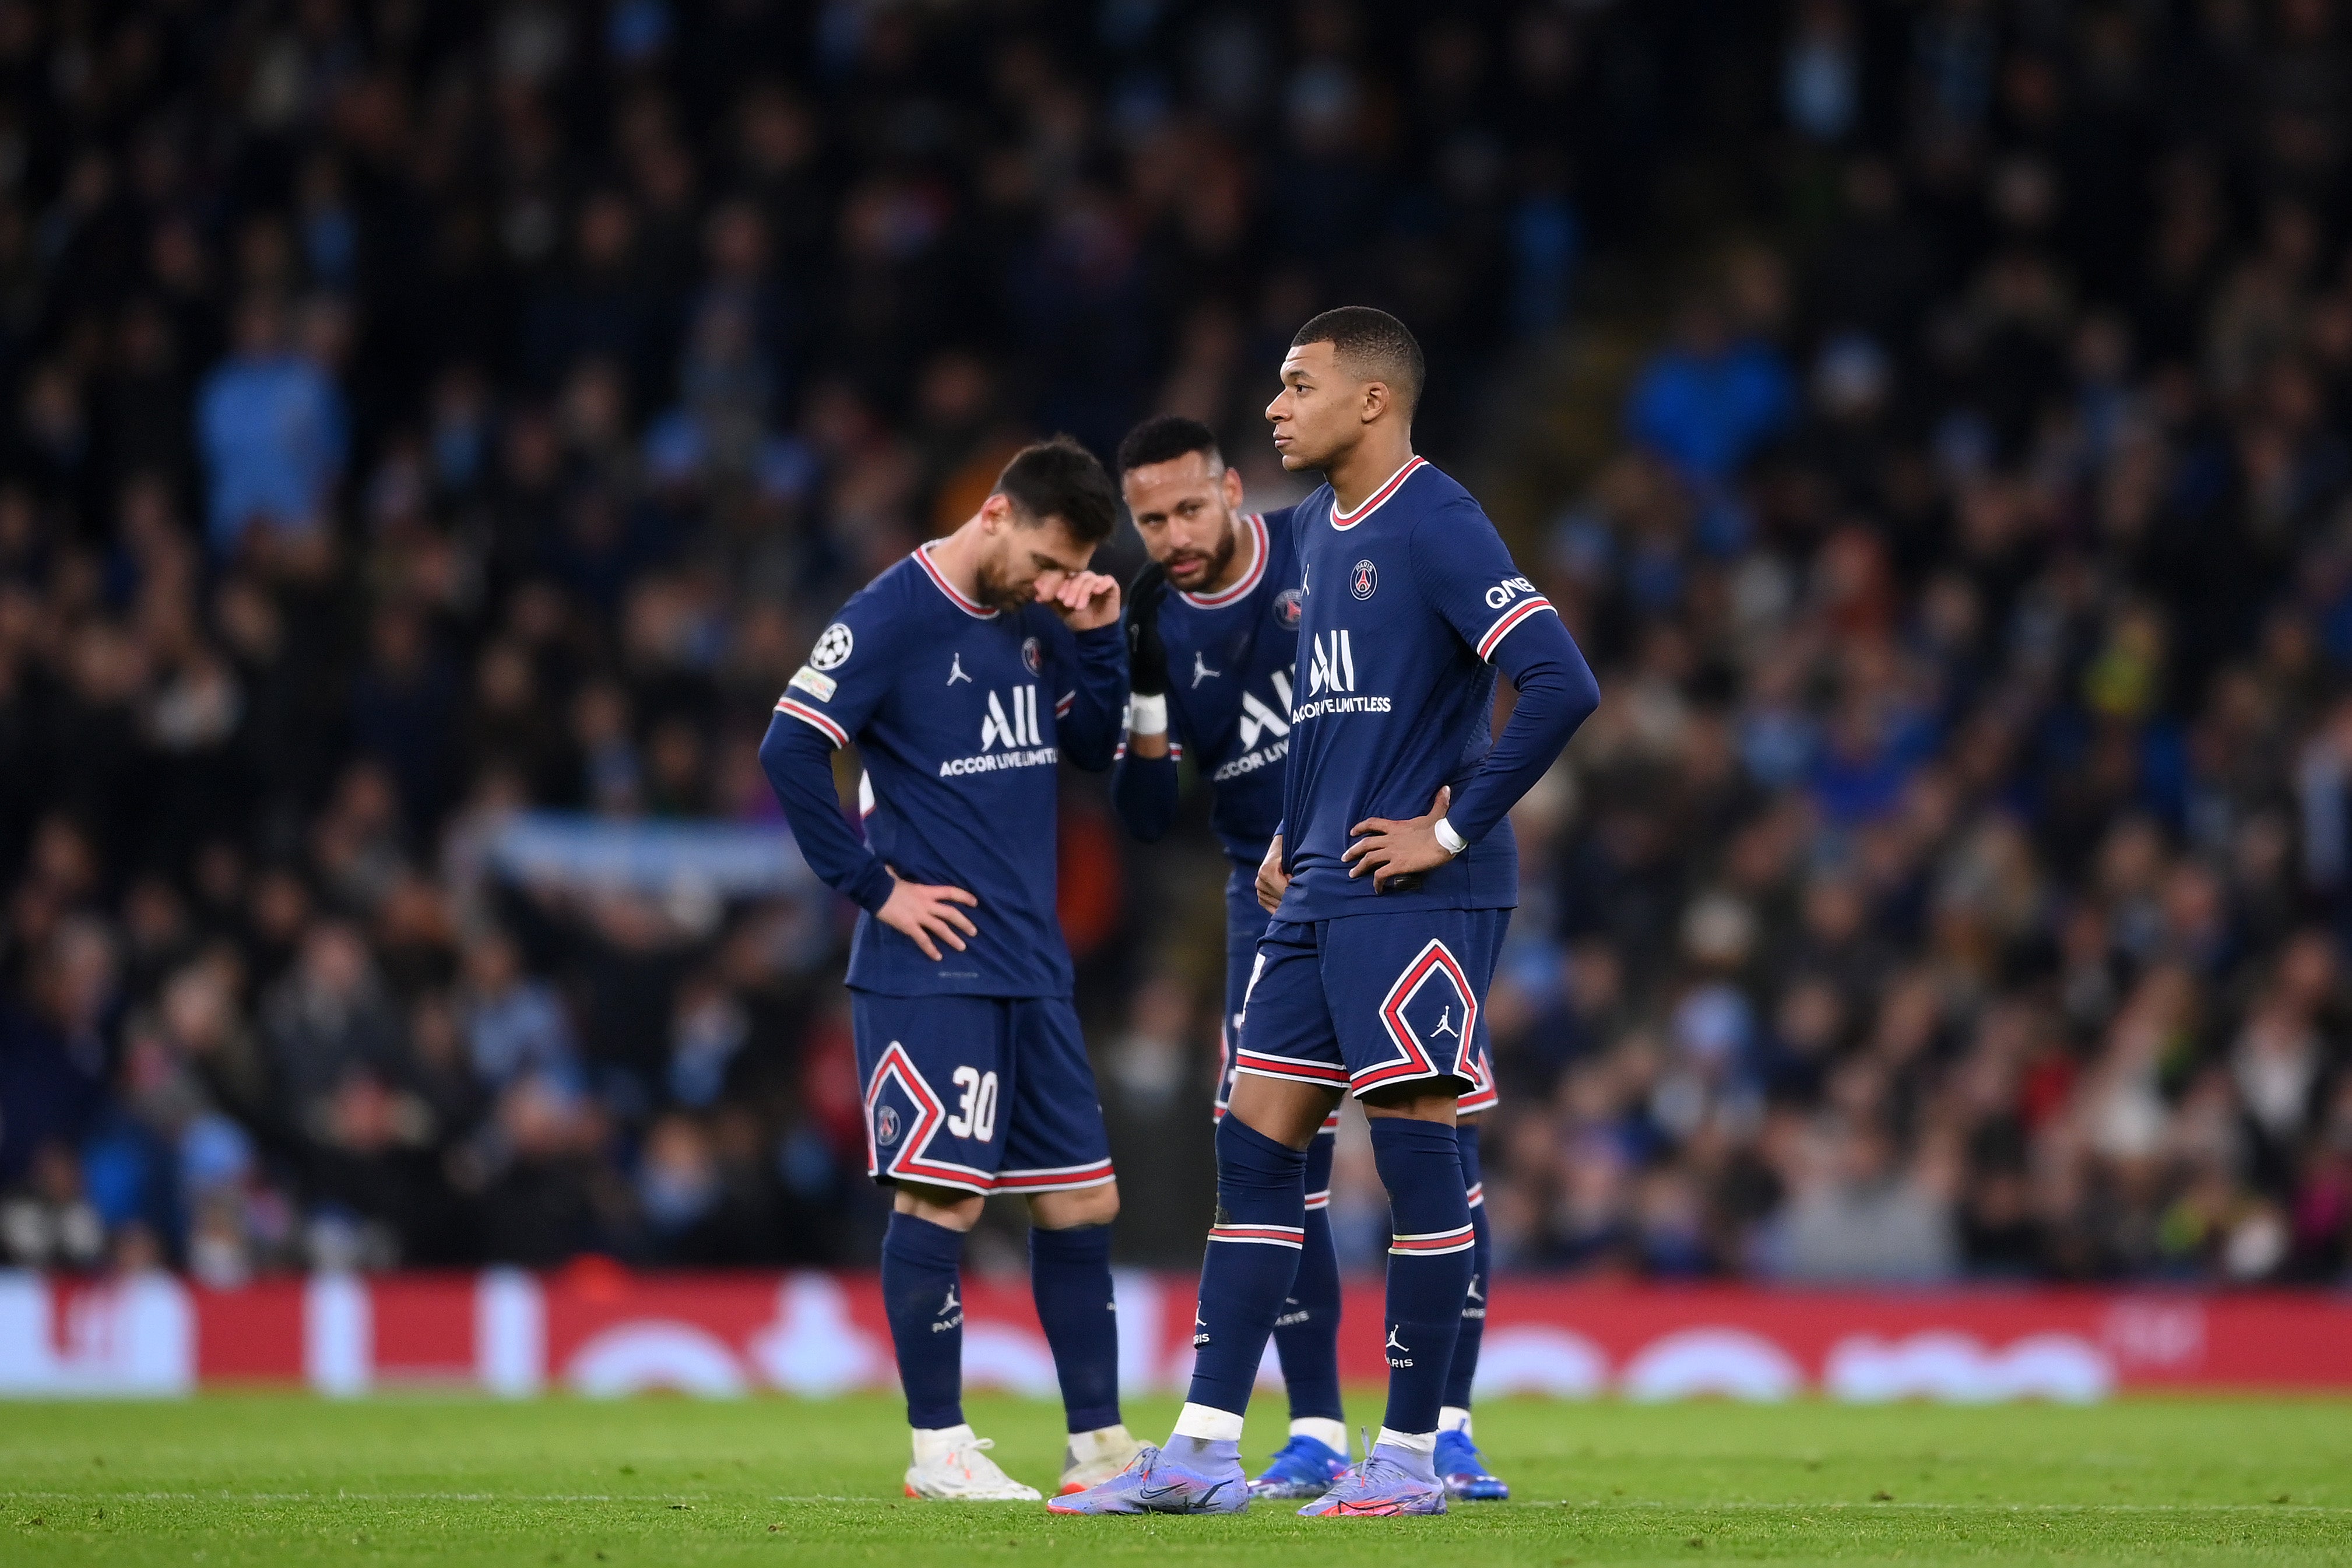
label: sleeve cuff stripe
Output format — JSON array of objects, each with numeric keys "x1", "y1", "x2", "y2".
[
  {"x1": 777, "y1": 698, "x2": 848, "y2": 747},
  {"x1": 1476, "y1": 597, "x2": 1556, "y2": 660},
  {"x1": 1055, "y1": 692, "x2": 1075, "y2": 715}
]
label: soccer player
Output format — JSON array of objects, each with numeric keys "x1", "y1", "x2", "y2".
[
  {"x1": 1108, "y1": 414, "x2": 1513, "y2": 1501},
  {"x1": 1057, "y1": 310, "x2": 1598, "y2": 1517},
  {"x1": 760, "y1": 437, "x2": 1144, "y2": 1502}
]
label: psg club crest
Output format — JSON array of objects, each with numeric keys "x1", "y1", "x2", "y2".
[
  {"x1": 874, "y1": 1105, "x2": 902, "y2": 1147},
  {"x1": 1021, "y1": 635, "x2": 1043, "y2": 674},
  {"x1": 810, "y1": 622, "x2": 855, "y2": 670},
  {"x1": 1273, "y1": 587, "x2": 1303, "y2": 629},
  {"x1": 1351, "y1": 560, "x2": 1379, "y2": 600}
]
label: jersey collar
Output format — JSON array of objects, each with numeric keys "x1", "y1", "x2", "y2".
[
  {"x1": 1176, "y1": 512, "x2": 1268, "y2": 609},
  {"x1": 1328, "y1": 456, "x2": 1426, "y2": 530},
  {"x1": 913, "y1": 542, "x2": 999, "y2": 619}
]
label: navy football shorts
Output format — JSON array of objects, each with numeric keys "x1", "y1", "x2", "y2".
[
  {"x1": 1233, "y1": 909, "x2": 1506, "y2": 1106},
  {"x1": 852, "y1": 990, "x2": 1115, "y2": 1197}
]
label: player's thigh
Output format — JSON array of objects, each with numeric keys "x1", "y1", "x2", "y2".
[
  {"x1": 852, "y1": 989, "x2": 1012, "y2": 1197},
  {"x1": 1320, "y1": 908, "x2": 1506, "y2": 1101},
  {"x1": 1215, "y1": 861, "x2": 1270, "y2": 1119},
  {"x1": 993, "y1": 996, "x2": 1116, "y2": 1200}
]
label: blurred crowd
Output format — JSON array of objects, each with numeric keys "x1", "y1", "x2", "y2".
[
  {"x1": 1425, "y1": 0, "x2": 2352, "y2": 1286},
  {"x1": 5, "y1": 0, "x2": 2352, "y2": 1289}
]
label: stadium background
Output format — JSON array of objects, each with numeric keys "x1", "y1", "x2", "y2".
[{"x1": 5, "y1": 0, "x2": 2352, "y2": 1345}]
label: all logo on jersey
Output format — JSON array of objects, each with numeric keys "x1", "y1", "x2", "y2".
[
  {"x1": 1351, "y1": 560, "x2": 1378, "y2": 600},
  {"x1": 1237, "y1": 670, "x2": 1293, "y2": 748},
  {"x1": 1273, "y1": 587, "x2": 1303, "y2": 629},
  {"x1": 982, "y1": 686, "x2": 1045, "y2": 750},
  {"x1": 1306, "y1": 630, "x2": 1356, "y2": 695},
  {"x1": 810, "y1": 622, "x2": 855, "y2": 670},
  {"x1": 1021, "y1": 635, "x2": 1043, "y2": 674}
]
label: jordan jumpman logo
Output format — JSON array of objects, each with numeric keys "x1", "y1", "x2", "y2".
[
  {"x1": 1430, "y1": 1004, "x2": 1460, "y2": 1039},
  {"x1": 1191, "y1": 650, "x2": 1221, "y2": 687},
  {"x1": 946, "y1": 652, "x2": 971, "y2": 685},
  {"x1": 1385, "y1": 1326, "x2": 1408, "y2": 1353},
  {"x1": 940, "y1": 1284, "x2": 960, "y2": 1314}
]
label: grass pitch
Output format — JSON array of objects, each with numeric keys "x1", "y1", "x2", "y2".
[{"x1": 2, "y1": 1394, "x2": 2347, "y2": 1566}]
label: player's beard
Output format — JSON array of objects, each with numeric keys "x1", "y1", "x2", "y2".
[
  {"x1": 972, "y1": 561, "x2": 1035, "y2": 613},
  {"x1": 1163, "y1": 521, "x2": 1237, "y2": 592}
]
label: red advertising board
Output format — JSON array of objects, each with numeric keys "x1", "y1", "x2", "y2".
[{"x1": 2, "y1": 1269, "x2": 2346, "y2": 1399}]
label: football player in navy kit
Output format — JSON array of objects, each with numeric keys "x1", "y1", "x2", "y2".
[
  {"x1": 1059, "y1": 313, "x2": 1597, "y2": 1518},
  {"x1": 760, "y1": 437, "x2": 1143, "y2": 1502},
  {"x1": 1108, "y1": 414, "x2": 1510, "y2": 1502}
]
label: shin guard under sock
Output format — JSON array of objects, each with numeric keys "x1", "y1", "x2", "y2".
[
  {"x1": 880, "y1": 1211, "x2": 966, "y2": 1429},
  {"x1": 1368, "y1": 1116, "x2": 1472, "y2": 1438},
  {"x1": 1274, "y1": 1127, "x2": 1345, "y2": 1426},
  {"x1": 1183, "y1": 1115, "x2": 1307, "y2": 1419},
  {"x1": 1441, "y1": 1121, "x2": 1489, "y2": 1415},
  {"x1": 1029, "y1": 1222, "x2": 1122, "y2": 1434}
]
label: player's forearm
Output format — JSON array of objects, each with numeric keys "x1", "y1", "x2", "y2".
[
  {"x1": 1058, "y1": 623, "x2": 1128, "y2": 771},
  {"x1": 1444, "y1": 623, "x2": 1599, "y2": 845},
  {"x1": 1110, "y1": 750, "x2": 1180, "y2": 843},
  {"x1": 758, "y1": 712, "x2": 897, "y2": 913}
]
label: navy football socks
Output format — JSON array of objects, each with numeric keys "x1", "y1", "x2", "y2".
[
  {"x1": 1368, "y1": 1115, "x2": 1472, "y2": 1439},
  {"x1": 1182, "y1": 1116, "x2": 1308, "y2": 1422},
  {"x1": 880, "y1": 1210, "x2": 967, "y2": 1429},
  {"x1": 1029, "y1": 1222, "x2": 1123, "y2": 1433},
  {"x1": 1274, "y1": 1128, "x2": 1346, "y2": 1428},
  {"x1": 1442, "y1": 1121, "x2": 1489, "y2": 1416}
]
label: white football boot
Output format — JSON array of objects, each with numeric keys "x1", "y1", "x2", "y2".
[
  {"x1": 903, "y1": 1425, "x2": 1043, "y2": 1501},
  {"x1": 1057, "y1": 1423, "x2": 1147, "y2": 1495}
]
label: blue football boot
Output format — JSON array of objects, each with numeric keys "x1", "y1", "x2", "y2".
[
  {"x1": 1045, "y1": 1440, "x2": 1249, "y2": 1515},
  {"x1": 1296, "y1": 1443, "x2": 1446, "y2": 1517},
  {"x1": 1435, "y1": 1428, "x2": 1510, "y2": 1501},
  {"x1": 1246, "y1": 1433, "x2": 1352, "y2": 1500}
]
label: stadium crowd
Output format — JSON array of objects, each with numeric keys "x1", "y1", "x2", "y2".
[{"x1": 3, "y1": 0, "x2": 2352, "y2": 1289}]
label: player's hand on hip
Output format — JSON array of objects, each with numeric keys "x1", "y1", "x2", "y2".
[
  {"x1": 1050, "y1": 570, "x2": 1121, "y2": 631},
  {"x1": 1344, "y1": 786, "x2": 1456, "y2": 893},
  {"x1": 1256, "y1": 832, "x2": 1289, "y2": 913},
  {"x1": 877, "y1": 867, "x2": 979, "y2": 961}
]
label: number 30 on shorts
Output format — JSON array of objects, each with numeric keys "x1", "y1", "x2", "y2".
[{"x1": 947, "y1": 1067, "x2": 999, "y2": 1142}]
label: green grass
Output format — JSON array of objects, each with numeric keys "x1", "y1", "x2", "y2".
[{"x1": 3, "y1": 1394, "x2": 2349, "y2": 1565}]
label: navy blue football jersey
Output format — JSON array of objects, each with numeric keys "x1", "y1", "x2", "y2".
[
  {"x1": 1144, "y1": 506, "x2": 1302, "y2": 865},
  {"x1": 775, "y1": 545, "x2": 1126, "y2": 997},
  {"x1": 1275, "y1": 457, "x2": 1570, "y2": 920}
]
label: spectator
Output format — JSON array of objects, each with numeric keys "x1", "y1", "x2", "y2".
[{"x1": 196, "y1": 296, "x2": 347, "y2": 558}]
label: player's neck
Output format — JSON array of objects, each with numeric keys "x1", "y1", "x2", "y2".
[
  {"x1": 1325, "y1": 433, "x2": 1417, "y2": 514},
  {"x1": 1198, "y1": 511, "x2": 1258, "y2": 596},
  {"x1": 925, "y1": 522, "x2": 987, "y2": 603}
]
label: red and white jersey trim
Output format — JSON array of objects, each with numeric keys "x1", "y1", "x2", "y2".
[
  {"x1": 1235, "y1": 1048, "x2": 1350, "y2": 1086},
  {"x1": 1475, "y1": 596, "x2": 1557, "y2": 660},
  {"x1": 1329, "y1": 457, "x2": 1427, "y2": 530},
  {"x1": 1465, "y1": 1182, "x2": 1486, "y2": 1209},
  {"x1": 776, "y1": 697, "x2": 848, "y2": 748},
  {"x1": 913, "y1": 543, "x2": 999, "y2": 619},
  {"x1": 1304, "y1": 1189, "x2": 1332, "y2": 1212},
  {"x1": 995, "y1": 1159, "x2": 1116, "y2": 1193},
  {"x1": 1177, "y1": 512, "x2": 1269, "y2": 607}
]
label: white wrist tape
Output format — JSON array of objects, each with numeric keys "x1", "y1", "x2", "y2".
[
  {"x1": 1433, "y1": 816, "x2": 1467, "y2": 856},
  {"x1": 1128, "y1": 693, "x2": 1169, "y2": 736}
]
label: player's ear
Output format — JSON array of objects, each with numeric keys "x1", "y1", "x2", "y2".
[
  {"x1": 1360, "y1": 379, "x2": 1389, "y2": 426},
  {"x1": 1221, "y1": 463, "x2": 1244, "y2": 511},
  {"x1": 978, "y1": 492, "x2": 1011, "y2": 533}
]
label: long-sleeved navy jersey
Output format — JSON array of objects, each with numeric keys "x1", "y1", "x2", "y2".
[
  {"x1": 1274, "y1": 456, "x2": 1599, "y2": 922},
  {"x1": 759, "y1": 544, "x2": 1126, "y2": 997},
  {"x1": 1109, "y1": 506, "x2": 1300, "y2": 868}
]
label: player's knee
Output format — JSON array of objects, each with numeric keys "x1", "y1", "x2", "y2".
[
  {"x1": 1359, "y1": 1081, "x2": 1459, "y2": 1122},
  {"x1": 1030, "y1": 1181, "x2": 1119, "y2": 1229},
  {"x1": 894, "y1": 1183, "x2": 984, "y2": 1231},
  {"x1": 1225, "y1": 1073, "x2": 1338, "y2": 1148}
]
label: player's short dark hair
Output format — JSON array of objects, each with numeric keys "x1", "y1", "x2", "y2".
[
  {"x1": 993, "y1": 435, "x2": 1118, "y2": 544},
  {"x1": 1290, "y1": 306, "x2": 1425, "y2": 416},
  {"x1": 1115, "y1": 414, "x2": 1222, "y2": 477}
]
